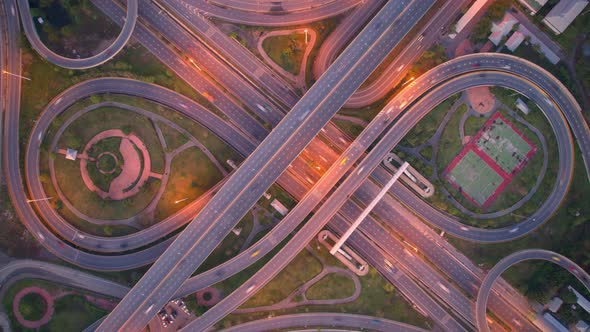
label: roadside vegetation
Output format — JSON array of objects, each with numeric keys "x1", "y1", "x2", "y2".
[
  {"x1": 29, "y1": 0, "x2": 119, "y2": 57},
  {"x1": 213, "y1": 238, "x2": 431, "y2": 330},
  {"x1": 262, "y1": 33, "x2": 306, "y2": 75}
]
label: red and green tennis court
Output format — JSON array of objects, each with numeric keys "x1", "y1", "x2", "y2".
[{"x1": 443, "y1": 113, "x2": 537, "y2": 208}]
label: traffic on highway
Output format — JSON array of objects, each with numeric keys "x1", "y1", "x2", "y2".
[{"x1": 1, "y1": 0, "x2": 589, "y2": 331}]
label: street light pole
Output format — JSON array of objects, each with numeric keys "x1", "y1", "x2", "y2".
[
  {"x1": 304, "y1": 29, "x2": 308, "y2": 44},
  {"x1": 26, "y1": 196, "x2": 53, "y2": 203},
  {"x1": 2, "y1": 70, "x2": 31, "y2": 81}
]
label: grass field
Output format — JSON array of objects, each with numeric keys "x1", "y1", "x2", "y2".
[
  {"x1": 475, "y1": 115, "x2": 534, "y2": 174},
  {"x1": 305, "y1": 273, "x2": 355, "y2": 300},
  {"x1": 157, "y1": 121, "x2": 189, "y2": 152},
  {"x1": 153, "y1": 147, "x2": 224, "y2": 223},
  {"x1": 446, "y1": 150, "x2": 504, "y2": 206},
  {"x1": 19, "y1": 293, "x2": 47, "y2": 321},
  {"x1": 216, "y1": 238, "x2": 431, "y2": 330},
  {"x1": 262, "y1": 33, "x2": 306, "y2": 75}
]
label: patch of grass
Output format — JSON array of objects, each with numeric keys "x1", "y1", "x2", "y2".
[
  {"x1": 195, "y1": 212, "x2": 254, "y2": 274},
  {"x1": 464, "y1": 113, "x2": 488, "y2": 137},
  {"x1": 157, "y1": 121, "x2": 189, "y2": 152},
  {"x1": 30, "y1": 0, "x2": 119, "y2": 58},
  {"x1": 154, "y1": 147, "x2": 224, "y2": 222},
  {"x1": 217, "y1": 240, "x2": 430, "y2": 329},
  {"x1": 46, "y1": 295, "x2": 107, "y2": 332},
  {"x1": 19, "y1": 293, "x2": 48, "y2": 321},
  {"x1": 400, "y1": 94, "x2": 460, "y2": 148},
  {"x1": 419, "y1": 145, "x2": 433, "y2": 160},
  {"x1": 332, "y1": 119, "x2": 364, "y2": 138},
  {"x1": 242, "y1": 251, "x2": 322, "y2": 308},
  {"x1": 86, "y1": 137, "x2": 123, "y2": 192},
  {"x1": 51, "y1": 155, "x2": 161, "y2": 221},
  {"x1": 305, "y1": 273, "x2": 355, "y2": 300},
  {"x1": 262, "y1": 33, "x2": 306, "y2": 75},
  {"x1": 436, "y1": 103, "x2": 468, "y2": 171}
]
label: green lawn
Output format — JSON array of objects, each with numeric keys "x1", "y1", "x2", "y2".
[
  {"x1": 52, "y1": 156, "x2": 161, "y2": 221},
  {"x1": 44, "y1": 295, "x2": 107, "y2": 332},
  {"x1": 262, "y1": 33, "x2": 306, "y2": 75},
  {"x1": 333, "y1": 119, "x2": 364, "y2": 139},
  {"x1": 305, "y1": 273, "x2": 355, "y2": 300},
  {"x1": 85, "y1": 137, "x2": 123, "y2": 192},
  {"x1": 217, "y1": 239, "x2": 431, "y2": 330},
  {"x1": 241, "y1": 251, "x2": 323, "y2": 308},
  {"x1": 153, "y1": 147, "x2": 224, "y2": 223},
  {"x1": 157, "y1": 121, "x2": 189, "y2": 152},
  {"x1": 19, "y1": 293, "x2": 47, "y2": 321},
  {"x1": 436, "y1": 103, "x2": 468, "y2": 171}
]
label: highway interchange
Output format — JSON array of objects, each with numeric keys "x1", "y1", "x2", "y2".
[{"x1": 1, "y1": 0, "x2": 589, "y2": 331}]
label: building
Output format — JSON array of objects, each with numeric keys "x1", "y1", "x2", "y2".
[
  {"x1": 543, "y1": 313, "x2": 569, "y2": 332},
  {"x1": 576, "y1": 320, "x2": 589, "y2": 332},
  {"x1": 543, "y1": 0, "x2": 589, "y2": 34},
  {"x1": 270, "y1": 199, "x2": 289, "y2": 216},
  {"x1": 455, "y1": 0, "x2": 489, "y2": 33},
  {"x1": 568, "y1": 286, "x2": 590, "y2": 314},
  {"x1": 548, "y1": 297, "x2": 564, "y2": 312},
  {"x1": 65, "y1": 148, "x2": 78, "y2": 161},
  {"x1": 518, "y1": 0, "x2": 549, "y2": 15},
  {"x1": 488, "y1": 13, "x2": 518, "y2": 45},
  {"x1": 506, "y1": 31, "x2": 526, "y2": 51},
  {"x1": 516, "y1": 98, "x2": 531, "y2": 114}
]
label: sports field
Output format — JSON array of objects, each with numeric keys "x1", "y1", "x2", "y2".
[
  {"x1": 446, "y1": 150, "x2": 504, "y2": 206},
  {"x1": 444, "y1": 112, "x2": 537, "y2": 208},
  {"x1": 475, "y1": 113, "x2": 535, "y2": 174}
]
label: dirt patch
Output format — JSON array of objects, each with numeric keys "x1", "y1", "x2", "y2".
[{"x1": 466, "y1": 87, "x2": 495, "y2": 114}]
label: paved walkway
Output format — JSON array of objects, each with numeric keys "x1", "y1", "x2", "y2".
[{"x1": 12, "y1": 286, "x2": 54, "y2": 329}]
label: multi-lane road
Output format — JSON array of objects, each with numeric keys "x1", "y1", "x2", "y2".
[
  {"x1": 476, "y1": 250, "x2": 590, "y2": 332},
  {"x1": 16, "y1": 0, "x2": 138, "y2": 69},
  {"x1": 3, "y1": 0, "x2": 589, "y2": 330}
]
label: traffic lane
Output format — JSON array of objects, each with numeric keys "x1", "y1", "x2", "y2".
[
  {"x1": 95, "y1": 0, "x2": 269, "y2": 142},
  {"x1": 136, "y1": 0, "x2": 284, "y2": 127},
  {"x1": 156, "y1": 0, "x2": 300, "y2": 107},
  {"x1": 327, "y1": 214, "x2": 468, "y2": 332},
  {"x1": 16, "y1": 0, "x2": 137, "y2": 69},
  {"x1": 98, "y1": 0, "x2": 422, "y2": 329},
  {"x1": 220, "y1": 312, "x2": 429, "y2": 332},
  {"x1": 175, "y1": 0, "x2": 361, "y2": 26},
  {"x1": 155, "y1": 6, "x2": 438, "y2": 330},
  {"x1": 476, "y1": 250, "x2": 590, "y2": 332}
]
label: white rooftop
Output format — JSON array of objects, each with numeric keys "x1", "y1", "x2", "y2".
[
  {"x1": 543, "y1": 0, "x2": 589, "y2": 34},
  {"x1": 488, "y1": 13, "x2": 518, "y2": 45}
]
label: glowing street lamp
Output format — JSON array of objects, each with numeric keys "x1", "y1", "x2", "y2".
[
  {"x1": 2, "y1": 70, "x2": 31, "y2": 81},
  {"x1": 304, "y1": 29, "x2": 308, "y2": 44}
]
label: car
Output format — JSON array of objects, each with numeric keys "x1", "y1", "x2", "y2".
[
  {"x1": 246, "y1": 285, "x2": 256, "y2": 294},
  {"x1": 472, "y1": 63, "x2": 480, "y2": 68}
]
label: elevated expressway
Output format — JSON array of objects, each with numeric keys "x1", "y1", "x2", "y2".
[
  {"x1": 97, "y1": 1, "x2": 433, "y2": 330},
  {"x1": 182, "y1": 68, "x2": 574, "y2": 331},
  {"x1": 169, "y1": 0, "x2": 363, "y2": 26},
  {"x1": 476, "y1": 250, "x2": 590, "y2": 332},
  {"x1": 3, "y1": 0, "x2": 588, "y2": 330},
  {"x1": 15, "y1": 0, "x2": 137, "y2": 69},
  {"x1": 11, "y1": 22, "x2": 588, "y2": 332},
  {"x1": 220, "y1": 313, "x2": 429, "y2": 332}
]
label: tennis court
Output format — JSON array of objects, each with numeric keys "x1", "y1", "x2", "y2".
[
  {"x1": 446, "y1": 150, "x2": 504, "y2": 206},
  {"x1": 475, "y1": 114, "x2": 535, "y2": 174}
]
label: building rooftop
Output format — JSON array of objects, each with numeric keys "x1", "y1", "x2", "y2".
[
  {"x1": 488, "y1": 13, "x2": 518, "y2": 45},
  {"x1": 506, "y1": 31, "x2": 526, "y2": 51},
  {"x1": 518, "y1": 0, "x2": 549, "y2": 14},
  {"x1": 548, "y1": 296, "x2": 564, "y2": 312},
  {"x1": 577, "y1": 320, "x2": 589, "y2": 332},
  {"x1": 543, "y1": 312, "x2": 569, "y2": 332},
  {"x1": 542, "y1": 0, "x2": 589, "y2": 34}
]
